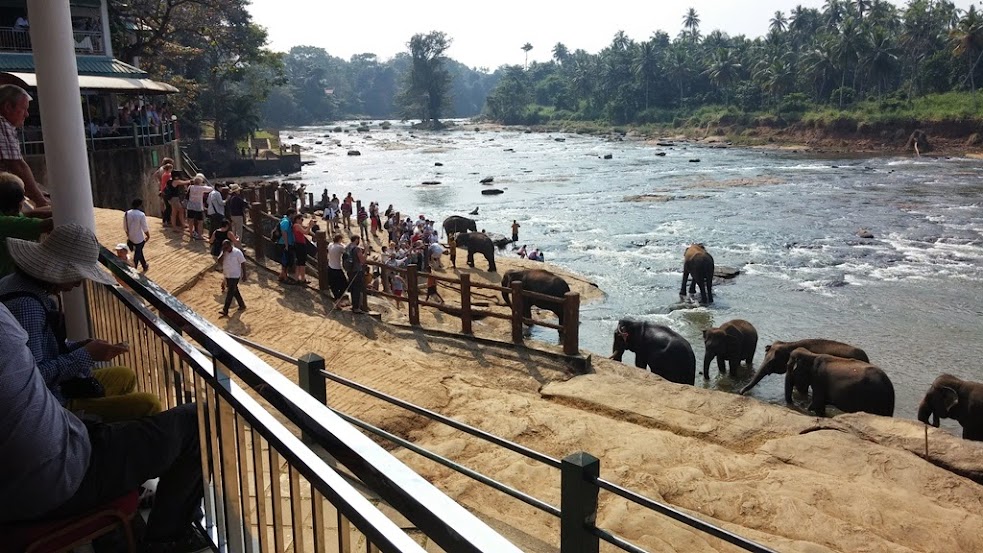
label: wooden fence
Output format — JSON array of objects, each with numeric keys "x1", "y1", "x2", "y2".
[{"x1": 238, "y1": 183, "x2": 582, "y2": 356}]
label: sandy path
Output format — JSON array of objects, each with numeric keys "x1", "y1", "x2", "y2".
[{"x1": 92, "y1": 208, "x2": 983, "y2": 552}]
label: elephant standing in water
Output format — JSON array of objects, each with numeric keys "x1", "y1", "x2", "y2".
[
  {"x1": 680, "y1": 243, "x2": 714, "y2": 304},
  {"x1": 739, "y1": 339, "x2": 869, "y2": 395},
  {"x1": 442, "y1": 215, "x2": 477, "y2": 236},
  {"x1": 918, "y1": 374, "x2": 983, "y2": 441},
  {"x1": 786, "y1": 348, "x2": 895, "y2": 417},
  {"x1": 702, "y1": 319, "x2": 757, "y2": 379},
  {"x1": 611, "y1": 318, "x2": 696, "y2": 385},
  {"x1": 454, "y1": 232, "x2": 499, "y2": 272},
  {"x1": 501, "y1": 269, "x2": 571, "y2": 336}
]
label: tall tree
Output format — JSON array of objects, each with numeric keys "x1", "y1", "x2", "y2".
[
  {"x1": 770, "y1": 11, "x2": 788, "y2": 33},
  {"x1": 522, "y1": 42, "x2": 533, "y2": 68},
  {"x1": 552, "y1": 42, "x2": 570, "y2": 65},
  {"x1": 682, "y1": 8, "x2": 701, "y2": 42},
  {"x1": 950, "y1": 5, "x2": 983, "y2": 107},
  {"x1": 398, "y1": 31, "x2": 453, "y2": 127}
]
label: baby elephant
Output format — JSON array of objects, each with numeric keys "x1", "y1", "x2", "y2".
[
  {"x1": 786, "y1": 348, "x2": 895, "y2": 417},
  {"x1": 917, "y1": 374, "x2": 983, "y2": 441},
  {"x1": 679, "y1": 243, "x2": 714, "y2": 304},
  {"x1": 702, "y1": 319, "x2": 757, "y2": 379}
]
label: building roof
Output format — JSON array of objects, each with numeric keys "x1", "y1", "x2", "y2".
[{"x1": 0, "y1": 53, "x2": 149, "y2": 78}]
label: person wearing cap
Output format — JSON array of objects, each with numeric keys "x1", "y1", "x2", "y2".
[
  {"x1": 0, "y1": 171, "x2": 52, "y2": 277},
  {"x1": 225, "y1": 183, "x2": 247, "y2": 239},
  {"x1": 0, "y1": 302, "x2": 209, "y2": 552},
  {"x1": 0, "y1": 224, "x2": 162, "y2": 422}
]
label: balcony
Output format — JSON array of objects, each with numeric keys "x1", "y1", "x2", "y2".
[
  {"x1": 0, "y1": 26, "x2": 105, "y2": 54},
  {"x1": 20, "y1": 119, "x2": 177, "y2": 156}
]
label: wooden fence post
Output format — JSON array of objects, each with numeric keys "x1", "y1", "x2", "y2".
[
  {"x1": 563, "y1": 292, "x2": 580, "y2": 356},
  {"x1": 407, "y1": 264, "x2": 420, "y2": 325},
  {"x1": 250, "y1": 202, "x2": 264, "y2": 262},
  {"x1": 276, "y1": 187, "x2": 288, "y2": 215},
  {"x1": 316, "y1": 230, "x2": 328, "y2": 292},
  {"x1": 460, "y1": 273, "x2": 472, "y2": 334},
  {"x1": 321, "y1": 190, "x2": 328, "y2": 206},
  {"x1": 267, "y1": 198, "x2": 277, "y2": 216},
  {"x1": 308, "y1": 192, "x2": 314, "y2": 209},
  {"x1": 560, "y1": 452, "x2": 600, "y2": 553},
  {"x1": 511, "y1": 281, "x2": 524, "y2": 344}
]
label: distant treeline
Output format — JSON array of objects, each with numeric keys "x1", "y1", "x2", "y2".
[{"x1": 259, "y1": 46, "x2": 501, "y2": 125}]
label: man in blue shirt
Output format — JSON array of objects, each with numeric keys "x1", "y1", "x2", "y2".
[{"x1": 278, "y1": 207, "x2": 296, "y2": 283}]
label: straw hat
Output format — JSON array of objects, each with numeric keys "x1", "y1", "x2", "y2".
[
  {"x1": 7, "y1": 223, "x2": 116, "y2": 285},
  {"x1": 229, "y1": 183, "x2": 241, "y2": 192}
]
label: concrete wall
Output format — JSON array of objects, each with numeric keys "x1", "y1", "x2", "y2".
[{"x1": 27, "y1": 142, "x2": 176, "y2": 217}]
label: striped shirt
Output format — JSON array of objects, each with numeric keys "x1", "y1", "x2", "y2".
[{"x1": 0, "y1": 116, "x2": 22, "y2": 161}]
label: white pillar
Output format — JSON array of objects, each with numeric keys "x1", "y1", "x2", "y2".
[
  {"x1": 28, "y1": 0, "x2": 95, "y2": 339},
  {"x1": 99, "y1": 0, "x2": 112, "y2": 58}
]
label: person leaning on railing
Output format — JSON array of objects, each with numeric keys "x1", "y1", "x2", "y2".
[
  {"x1": 0, "y1": 224, "x2": 162, "y2": 423},
  {"x1": 0, "y1": 171, "x2": 52, "y2": 278},
  {"x1": 0, "y1": 302, "x2": 210, "y2": 553},
  {"x1": 0, "y1": 85, "x2": 48, "y2": 208}
]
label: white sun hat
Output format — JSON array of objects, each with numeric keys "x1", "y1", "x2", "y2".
[{"x1": 7, "y1": 223, "x2": 116, "y2": 285}]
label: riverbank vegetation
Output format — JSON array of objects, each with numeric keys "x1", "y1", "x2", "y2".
[{"x1": 485, "y1": 0, "x2": 983, "y2": 141}]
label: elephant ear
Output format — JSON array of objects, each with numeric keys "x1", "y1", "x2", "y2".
[{"x1": 938, "y1": 386, "x2": 960, "y2": 415}]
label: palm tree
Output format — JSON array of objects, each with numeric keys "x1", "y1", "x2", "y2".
[
  {"x1": 632, "y1": 41, "x2": 660, "y2": 109},
  {"x1": 864, "y1": 26, "x2": 899, "y2": 98},
  {"x1": 824, "y1": 0, "x2": 845, "y2": 30},
  {"x1": 704, "y1": 48, "x2": 742, "y2": 105},
  {"x1": 682, "y1": 8, "x2": 701, "y2": 41},
  {"x1": 521, "y1": 42, "x2": 533, "y2": 69},
  {"x1": 854, "y1": 0, "x2": 871, "y2": 21},
  {"x1": 950, "y1": 5, "x2": 983, "y2": 107},
  {"x1": 770, "y1": 11, "x2": 788, "y2": 33},
  {"x1": 665, "y1": 45, "x2": 690, "y2": 103},
  {"x1": 552, "y1": 42, "x2": 570, "y2": 65}
]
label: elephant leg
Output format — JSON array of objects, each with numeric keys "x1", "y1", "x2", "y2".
[
  {"x1": 487, "y1": 252, "x2": 496, "y2": 272},
  {"x1": 523, "y1": 304, "x2": 533, "y2": 325},
  {"x1": 689, "y1": 277, "x2": 697, "y2": 295},
  {"x1": 717, "y1": 356, "x2": 727, "y2": 374},
  {"x1": 706, "y1": 277, "x2": 713, "y2": 304},
  {"x1": 728, "y1": 356, "x2": 741, "y2": 374},
  {"x1": 679, "y1": 270, "x2": 690, "y2": 297},
  {"x1": 467, "y1": 250, "x2": 475, "y2": 267},
  {"x1": 556, "y1": 308, "x2": 565, "y2": 338},
  {"x1": 635, "y1": 354, "x2": 649, "y2": 371},
  {"x1": 696, "y1": 281, "x2": 707, "y2": 304}
]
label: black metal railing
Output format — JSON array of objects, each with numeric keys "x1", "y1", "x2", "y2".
[
  {"x1": 88, "y1": 248, "x2": 522, "y2": 553},
  {"x1": 21, "y1": 120, "x2": 176, "y2": 156},
  {"x1": 233, "y1": 335, "x2": 778, "y2": 553}
]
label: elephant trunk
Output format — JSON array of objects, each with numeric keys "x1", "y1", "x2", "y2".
[
  {"x1": 502, "y1": 290, "x2": 511, "y2": 306},
  {"x1": 610, "y1": 348, "x2": 624, "y2": 362},
  {"x1": 917, "y1": 400, "x2": 940, "y2": 427},
  {"x1": 739, "y1": 367, "x2": 769, "y2": 395}
]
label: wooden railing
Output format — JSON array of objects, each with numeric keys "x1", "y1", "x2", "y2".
[{"x1": 237, "y1": 183, "x2": 583, "y2": 357}]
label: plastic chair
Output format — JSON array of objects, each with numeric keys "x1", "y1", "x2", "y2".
[{"x1": 1, "y1": 490, "x2": 139, "y2": 553}]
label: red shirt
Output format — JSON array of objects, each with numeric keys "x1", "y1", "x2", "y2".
[{"x1": 159, "y1": 170, "x2": 171, "y2": 192}]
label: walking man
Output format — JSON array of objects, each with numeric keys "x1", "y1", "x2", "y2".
[
  {"x1": 326, "y1": 233, "x2": 347, "y2": 302},
  {"x1": 123, "y1": 198, "x2": 150, "y2": 272},
  {"x1": 217, "y1": 239, "x2": 246, "y2": 317},
  {"x1": 225, "y1": 184, "x2": 247, "y2": 239},
  {"x1": 277, "y1": 207, "x2": 296, "y2": 283},
  {"x1": 346, "y1": 235, "x2": 367, "y2": 314}
]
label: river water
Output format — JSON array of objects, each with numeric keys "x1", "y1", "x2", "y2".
[{"x1": 286, "y1": 121, "x2": 983, "y2": 423}]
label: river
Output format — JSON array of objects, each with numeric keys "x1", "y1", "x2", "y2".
[{"x1": 285, "y1": 121, "x2": 983, "y2": 425}]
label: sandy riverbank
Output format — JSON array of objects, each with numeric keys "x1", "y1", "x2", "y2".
[{"x1": 93, "y1": 208, "x2": 983, "y2": 552}]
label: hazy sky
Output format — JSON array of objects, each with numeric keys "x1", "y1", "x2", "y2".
[{"x1": 248, "y1": 0, "x2": 979, "y2": 69}]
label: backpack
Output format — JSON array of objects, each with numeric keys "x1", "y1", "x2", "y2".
[
  {"x1": 342, "y1": 243, "x2": 356, "y2": 274},
  {"x1": 270, "y1": 220, "x2": 283, "y2": 243}
]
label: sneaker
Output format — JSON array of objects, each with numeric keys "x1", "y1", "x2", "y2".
[
  {"x1": 219, "y1": 310, "x2": 229, "y2": 317},
  {"x1": 236, "y1": 305, "x2": 246, "y2": 311}
]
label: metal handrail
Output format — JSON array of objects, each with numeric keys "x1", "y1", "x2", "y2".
[{"x1": 99, "y1": 248, "x2": 522, "y2": 553}]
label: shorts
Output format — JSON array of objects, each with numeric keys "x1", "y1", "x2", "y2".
[
  {"x1": 291, "y1": 244, "x2": 308, "y2": 265},
  {"x1": 278, "y1": 244, "x2": 294, "y2": 267},
  {"x1": 187, "y1": 209, "x2": 203, "y2": 221},
  {"x1": 426, "y1": 285, "x2": 437, "y2": 295}
]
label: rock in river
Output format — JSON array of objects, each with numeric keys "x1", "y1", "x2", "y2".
[{"x1": 481, "y1": 189, "x2": 504, "y2": 196}]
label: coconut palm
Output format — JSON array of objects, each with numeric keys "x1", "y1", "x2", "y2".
[
  {"x1": 704, "y1": 48, "x2": 742, "y2": 105},
  {"x1": 521, "y1": 42, "x2": 533, "y2": 68},
  {"x1": 864, "y1": 26, "x2": 899, "y2": 98},
  {"x1": 552, "y1": 42, "x2": 570, "y2": 65},
  {"x1": 770, "y1": 11, "x2": 788, "y2": 33},
  {"x1": 682, "y1": 8, "x2": 701, "y2": 41},
  {"x1": 950, "y1": 5, "x2": 983, "y2": 106}
]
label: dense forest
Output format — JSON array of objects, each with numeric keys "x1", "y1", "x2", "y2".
[
  {"x1": 487, "y1": 0, "x2": 983, "y2": 129},
  {"x1": 110, "y1": 0, "x2": 983, "y2": 142}
]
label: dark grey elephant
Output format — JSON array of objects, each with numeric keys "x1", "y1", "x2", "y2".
[
  {"x1": 611, "y1": 319, "x2": 696, "y2": 385},
  {"x1": 442, "y1": 216, "x2": 477, "y2": 236},
  {"x1": 702, "y1": 319, "x2": 757, "y2": 379},
  {"x1": 501, "y1": 269, "x2": 571, "y2": 336},
  {"x1": 786, "y1": 348, "x2": 895, "y2": 417},
  {"x1": 739, "y1": 339, "x2": 868, "y2": 395},
  {"x1": 454, "y1": 232, "x2": 498, "y2": 272},
  {"x1": 680, "y1": 243, "x2": 714, "y2": 304},
  {"x1": 918, "y1": 374, "x2": 983, "y2": 441}
]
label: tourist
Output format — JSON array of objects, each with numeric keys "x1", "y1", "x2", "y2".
[
  {"x1": 428, "y1": 241, "x2": 444, "y2": 270},
  {"x1": 185, "y1": 174, "x2": 212, "y2": 240},
  {"x1": 225, "y1": 184, "x2": 247, "y2": 239},
  {"x1": 512, "y1": 220, "x2": 520, "y2": 244},
  {"x1": 425, "y1": 271, "x2": 443, "y2": 304},
  {"x1": 206, "y1": 185, "x2": 226, "y2": 234},
  {"x1": 517, "y1": 244, "x2": 527, "y2": 258},
  {"x1": 391, "y1": 270, "x2": 405, "y2": 308},
  {"x1": 357, "y1": 205, "x2": 370, "y2": 242},
  {"x1": 217, "y1": 239, "x2": 246, "y2": 317},
  {"x1": 345, "y1": 235, "x2": 367, "y2": 314},
  {"x1": 448, "y1": 236, "x2": 457, "y2": 268},
  {"x1": 123, "y1": 198, "x2": 150, "y2": 272},
  {"x1": 326, "y1": 233, "x2": 347, "y2": 302},
  {"x1": 154, "y1": 158, "x2": 174, "y2": 227},
  {"x1": 0, "y1": 172, "x2": 52, "y2": 278},
  {"x1": 208, "y1": 218, "x2": 236, "y2": 260},
  {"x1": 327, "y1": 194, "x2": 340, "y2": 230},
  {"x1": 0, "y1": 224, "x2": 161, "y2": 422},
  {"x1": 276, "y1": 207, "x2": 296, "y2": 283},
  {"x1": 341, "y1": 193, "x2": 353, "y2": 230},
  {"x1": 291, "y1": 213, "x2": 311, "y2": 284},
  {"x1": 0, "y1": 85, "x2": 47, "y2": 208},
  {"x1": 0, "y1": 305, "x2": 209, "y2": 552}
]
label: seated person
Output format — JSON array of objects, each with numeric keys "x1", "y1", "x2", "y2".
[
  {"x1": 0, "y1": 224, "x2": 161, "y2": 422},
  {"x1": 0, "y1": 303, "x2": 209, "y2": 552},
  {"x1": 0, "y1": 172, "x2": 52, "y2": 278}
]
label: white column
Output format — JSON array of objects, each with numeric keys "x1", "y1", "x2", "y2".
[
  {"x1": 28, "y1": 0, "x2": 95, "y2": 339},
  {"x1": 99, "y1": 0, "x2": 113, "y2": 58}
]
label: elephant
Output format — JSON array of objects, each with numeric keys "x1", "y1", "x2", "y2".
[
  {"x1": 785, "y1": 348, "x2": 895, "y2": 417},
  {"x1": 679, "y1": 243, "x2": 714, "y2": 304},
  {"x1": 917, "y1": 374, "x2": 983, "y2": 441},
  {"x1": 702, "y1": 319, "x2": 757, "y2": 379},
  {"x1": 442, "y1": 216, "x2": 477, "y2": 237},
  {"x1": 454, "y1": 232, "x2": 498, "y2": 272},
  {"x1": 739, "y1": 338, "x2": 869, "y2": 395},
  {"x1": 611, "y1": 319, "x2": 696, "y2": 385},
  {"x1": 501, "y1": 269, "x2": 571, "y2": 336}
]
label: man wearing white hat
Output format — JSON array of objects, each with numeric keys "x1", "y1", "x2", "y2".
[{"x1": 0, "y1": 223, "x2": 161, "y2": 422}]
